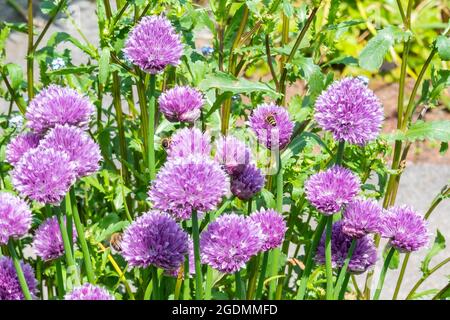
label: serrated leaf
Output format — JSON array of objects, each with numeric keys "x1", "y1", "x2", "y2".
[
  {"x1": 421, "y1": 230, "x2": 446, "y2": 274},
  {"x1": 359, "y1": 26, "x2": 412, "y2": 71},
  {"x1": 436, "y1": 35, "x2": 450, "y2": 61},
  {"x1": 199, "y1": 72, "x2": 279, "y2": 97},
  {"x1": 389, "y1": 121, "x2": 450, "y2": 142},
  {"x1": 99, "y1": 48, "x2": 110, "y2": 85}
]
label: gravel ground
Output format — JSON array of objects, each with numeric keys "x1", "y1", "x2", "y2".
[{"x1": 1, "y1": 0, "x2": 449, "y2": 300}]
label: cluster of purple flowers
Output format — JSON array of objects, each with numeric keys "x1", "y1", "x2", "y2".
[
  {"x1": 201, "y1": 210, "x2": 286, "y2": 274},
  {"x1": 6, "y1": 85, "x2": 101, "y2": 205},
  {"x1": 307, "y1": 165, "x2": 428, "y2": 272},
  {"x1": 65, "y1": 283, "x2": 114, "y2": 300}
]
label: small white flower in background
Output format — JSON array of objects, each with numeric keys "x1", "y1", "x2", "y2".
[
  {"x1": 50, "y1": 58, "x2": 66, "y2": 71},
  {"x1": 9, "y1": 115, "x2": 24, "y2": 129}
]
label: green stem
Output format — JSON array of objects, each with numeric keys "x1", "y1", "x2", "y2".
[
  {"x1": 136, "y1": 70, "x2": 149, "y2": 171},
  {"x1": 255, "y1": 251, "x2": 269, "y2": 300},
  {"x1": 325, "y1": 216, "x2": 334, "y2": 300},
  {"x1": 191, "y1": 210, "x2": 203, "y2": 300},
  {"x1": 148, "y1": 74, "x2": 157, "y2": 180},
  {"x1": 27, "y1": 0, "x2": 34, "y2": 100},
  {"x1": 432, "y1": 283, "x2": 450, "y2": 300},
  {"x1": 334, "y1": 238, "x2": 356, "y2": 299},
  {"x1": 183, "y1": 252, "x2": 190, "y2": 300},
  {"x1": 55, "y1": 259, "x2": 65, "y2": 299},
  {"x1": 151, "y1": 266, "x2": 159, "y2": 300},
  {"x1": 55, "y1": 206, "x2": 80, "y2": 287},
  {"x1": 143, "y1": 272, "x2": 153, "y2": 300},
  {"x1": 373, "y1": 247, "x2": 396, "y2": 300},
  {"x1": 335, "y1": 141, "x2": 345, "y2": 166},
  {"x1": 205, "y1": 266, "x2": 213, "y2": 300},
  {"x1": 271, "y1": 155, "x2": 283, "y2": 299},
  {"x1": 235, "y1": 270, "x2": 245, "y2": 300},
  {"x1": 32, "y1": 0, "x2": 66, "y2": 51},
  {"x1": 7, "y1": 239, "x2": 32, "y2": 300},
  {"x1": 296, "y1": 216, "x2": 327, "y2": 299},
  {"x1": 338, "y1": 273, "x2": 351, "y2": 300},
  {"x1": 406, "y1": 257, "x2": 450, "y2": 300},
  {"x1": 69, "y1": 189, "x2": 95, "y2": 283},
  {"x1": 246, "y1": 254, "x2": 261, "y2": 300}
]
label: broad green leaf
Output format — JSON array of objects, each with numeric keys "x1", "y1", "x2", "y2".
[
  {"x1": 4, "y1": 63, "x2": 23, "y2": 89},
  {"x1": 436, "y1": 35, "x2": 450, "y2": 61},
  {"x1": 47, "y1": 65, "x2": 96, "y2": 75},
  {"x1": 260, "y1": 188, "x2": 276, "y2": 209},
  {"x1": 421, "y1": 230, "x2": 446, "y2": 274},
  {"x1": 282, "y1": 0, "x2": 294, "y2": 17},
  {"x1": 223, "y1": 4, "x2": 246, "y2": 51},
  {"x1": 388, "y1": 121, "x2": 450, "y2": 142},
  {"x1": 45, "y1": 32, "x2": 97, "y2": 58},
  {"x1": 359, "y1": 26, "x2": 412, "y2": 71},
  {"x1": 199, "y1": 72, "x2": 279, "y2": 97},
  {"x1": 99, "y1": 48, "x2": 110, "y2": 85}
]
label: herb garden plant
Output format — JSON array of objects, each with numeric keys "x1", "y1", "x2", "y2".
[{"x1": 0, "y1": 0, "x2": 449, "y2": 301}]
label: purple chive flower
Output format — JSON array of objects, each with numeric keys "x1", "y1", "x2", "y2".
[
  {"x1": 315, "y1": 77, "x2": 384, "y2": 145},
  {"x1": 11, "y1": 147, "x2": 76, "y2": 204},
  {"x1": 316, "y1": 221, "x2": 377, "y2": 274},
  {"x1": 166, "y1": 237, "x2": 195, "y2": 278},
  {"x1": 250, "y1": 208, "x2": 286, "y2": 251},
  {"x1": 65, "y1": 283, "x2": 114, "y2": 300},
  {"x1": 0, "y1": 193, "x2": 32, "y2": 245},
  {"x1": 342, "y1": 198, "x2": 383, "y2": 238},
  {"x1": 0, "y1": 256, "x2": 37, "y2": 300},
  {"x1": 305, "y1": 165, "x2": 360, "y2": 215},
  {"x1": 230, "y1": 164, "x2": 265, "y2": 200},
  {"x1": 121, "y1": 211, "x2": 188, "y2": 270},
  {"x1": 215, "y1": 135, "x2": 251, "y2": 175},
  {"x1": 33, "y1": 216, "x2": 77, "y2": 262},
  {"x1": 167, "y1": 128, "x2": 211, "y2": 160},
  {"x1": 200, "y1": 213, "x2": 262, "y2": 274},
  {"x1": 124, "y1": 15, "x2": 183, "y2": 74},
  {"x1": 148, "y1": 155, "x2": 229, "y2": 220},
  {"x1": 5, "y1": 132, "x2": 40, "y2": 166},
  {"x1": 381, "y1": 205, "x2": 428, "y2": 252},
  {"x1": 40, "y1": 124, "x2": 102, "y2": 178},
  {"x1": 26, "y1": 85, "x2": 95, "y2": 134},
  {"x1": 249, "y1": 103, "x2": 294, "y2": 150},
  {"x1": 158, "y1": 86, "x2": 204, "y2": 123}
]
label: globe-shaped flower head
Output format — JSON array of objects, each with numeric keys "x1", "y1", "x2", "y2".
[
  {"x1": 121, "y1": 211, "x2": 188, "y2": 271},
  {"x1": 33, "y1": 216, "x2": 77, "y2": 261},
  {"x1": 0, "y1": 256, "x2": 37, "y2": 300},
  {"x1": 381, "y1": 205, "x2": 428, "y2": 252},
  {"x1": 40, "y1": 124, "x2": 102, "y2": 179},
  {"x1": 0, "y1": 192, "x2": 32, "y2": 245},
  {"x1": 249, "y1": 103, "x2": 294, "y2": 150},
  {"x1": 316, "y1": 221, "x2": 377, "y2": 274},
  {"x1": 200, "y1": 213, "x2": 262, "y2": 274},
  {"x1": 65, "y1": 283, "x2": 114, "y2": 300},
  {"x1": 230, "y1": 164, "x2": 265, "y2": 200},
  {"x1": 12, "y1": 147, "x2": 76, "y2": 204},
  {"x1": 148, "y1": 154, "x2": 229, "y2": 220},
  {"x1": 315, "y1": 77, "x2": 384, "y2": 145},
  {"x1": 215, "y1": 135, "x2": 251, "y2": 175},
  {"x1": 5, "y1": 132, "x2": 40, "y2": 166},
  {"x1": 342, "y1": 198, "x2": 383, "y2": 238},
  {"x1": 158, "y1": 86, "x2": 204, "y2": 123},
  {"x1": 166, "y1": 128, "x2": 211, "y2": 160},
  {"x1": 250, "y1": 208, "x2": 286, "y2": 251},
  {"x1": 26, "y1": 85, "x2": 95, "y2": 134},
  {"x1": 124, "y1": 15, "x2": 183, "y2": 74},
  {"x1": 305, "y1": 166, "x2": 360, "y2": 215}
]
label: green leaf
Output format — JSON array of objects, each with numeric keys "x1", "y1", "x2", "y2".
[
  {"x1": 439, "y1": 142, "x2": 448, "y2": 155},
  {"x1": 421, "y1": 230, "x2": 446, "y2": 274},
  {"x1": 260, "y1": 188, "x2": 276, "y2": 209},
  {"x1": 98, "y1": 48, "x2": 110, "y2": 85},
  {"x1": 282, "y1": 0, "x2": 294, "y2": 17},
  {"x1": 47, "y1": 65, "x2": 96, "y2": 75},
  {"x1": 389, "y1": 121, "x2": 450, "y2": 142},
  {"x1": 359, "y1": 26, "x2": 412, "y2": 71},
  {"x1": 199, "y1": 72, "x2": 279, "y2": 97},
  {"x1": 436, "y1": 35, "x2": 450, "y2": 61},
  {"x1": 45, "y1": 32, "x2": 97, "y2": 58},
  {"x1": 4, "y1": 63, "x2": 23, "y2": 89}
]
